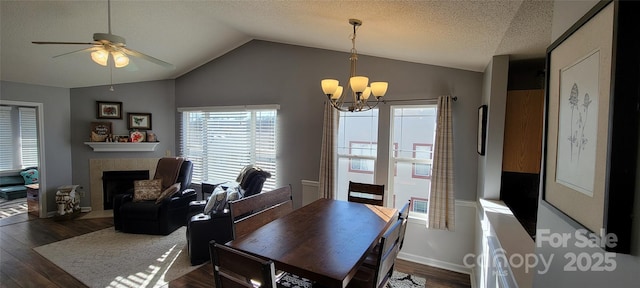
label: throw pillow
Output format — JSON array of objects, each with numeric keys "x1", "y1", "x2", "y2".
[
  {"x1": 133, "y1": 179, "x2": 162, "y2": 202},
  {"x1": 203, "y1": 186, "x2": 228, "y2": 214},
  {"x1": 226, "y1": 186, "x2": 242, "y2": 203},
  {"x1": 20, "y1": 169, "x2": 39, "y2": 184},
  {"x1": 155, "y1": 182, "x2": 181, "y2": 204}
]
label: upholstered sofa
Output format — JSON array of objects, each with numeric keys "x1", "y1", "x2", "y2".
[{"x1": 0, "y1": 167, "x2": 38, "y2": 200}]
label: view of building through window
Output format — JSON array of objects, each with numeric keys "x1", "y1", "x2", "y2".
[{"x1": 336, "y1": 105, "x2": 437, "y2": 216}]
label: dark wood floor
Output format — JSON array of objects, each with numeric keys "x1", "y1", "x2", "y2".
[{"x1": 0, "y1": 213, "x2": 471, "y2": 288}]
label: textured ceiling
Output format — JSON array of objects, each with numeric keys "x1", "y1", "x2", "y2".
[{"x1": 0, "y1": 0, "x2": 553, "y2": 89}]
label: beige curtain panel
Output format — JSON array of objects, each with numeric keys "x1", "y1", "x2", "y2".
[
  {"x1": 428, "y1": 95, "x2": 455, "y2": 230},
  {"x1": 318, "y1": 100, "x2": 337, "y2": 199}
]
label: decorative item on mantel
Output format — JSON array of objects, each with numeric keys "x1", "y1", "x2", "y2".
[
  {"x1": 146, "y1": 131, "x2": 157, "y2": 142},
  {"x1": 90, "y1": 121, "x2": 112, "y2": 142},
  {"x1": 321, "y1": 19, "x2": 388, "y2": 112},
  {"x1": 129, "y1": 130, "x2": 145, "y2": 143}
]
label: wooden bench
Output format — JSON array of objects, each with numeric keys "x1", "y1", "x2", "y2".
[
  {"x1": 230, "y1": 185, "x2": 293, "y2": 239},
  {"x1": 188, "y1": 185, "x2": 293, "y2": 265}
]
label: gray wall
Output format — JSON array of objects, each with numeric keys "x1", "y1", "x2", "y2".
[
  {"x1": 477, "y1": 55, "x2": 509, "y2": 200},
  {"x1": 534, "y1": 1, "x2": 640, "y2": 286},
  {"x1": 176, "y1": 40, "x2": 483, "y2": 206},
  {"x1": 70, "y1": 80, "x2": 176, "y2": 208},
  {"x1": 0, "y1": 81, "x2": 71, "y2": 215}
]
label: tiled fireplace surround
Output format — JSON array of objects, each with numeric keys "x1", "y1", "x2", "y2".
[{"x1": 89, "y1": 158, "x2": 159, "y2": 212}]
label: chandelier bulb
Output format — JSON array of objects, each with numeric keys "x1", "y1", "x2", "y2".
[{"x1": 321, "y1": 79, "x2": 339, "y2": 96}]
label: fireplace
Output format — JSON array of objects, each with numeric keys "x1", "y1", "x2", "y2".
[{"x1": 102, "y1": 170, "x2": 149, "y2": 210}]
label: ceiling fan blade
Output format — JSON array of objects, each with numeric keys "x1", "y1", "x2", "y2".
[
  {"x1": 32, "y1": 41, "x2": 95, "y2": 45},
  {"x1": 52, "y1": 47, "x2": 100, "y2": 58},
  {"x1": 121, "y1": 48, "x2": 174, "y2": 69}
]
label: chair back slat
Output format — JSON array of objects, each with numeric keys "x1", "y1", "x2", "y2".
[
  {"x1": 348, "y1": 181, "x2": 385, "y2": 206},
  {"x1": 398, "y1": 217, "x2": 408, "y2": 250},
  {"x1": 211, "y1": 242, "x2": 277, "y2": 288},
  {"x1": 375, "y1": 219, "x2": 402, "y2": 288},
  {"x1": 398, "y1": 200, "x2": 410, "y2": 220}
]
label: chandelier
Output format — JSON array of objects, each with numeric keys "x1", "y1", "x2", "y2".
[{"x1": 321, "y1": 19, "x2": 388, "y2": 112}]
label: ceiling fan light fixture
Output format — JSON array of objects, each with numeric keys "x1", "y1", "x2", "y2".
[
  {"x1": 111, "y1": 51, "x2": 129, "y2": 68},
  {"x1": 91, "y1": 49, "x2": 109, "y2": 66}
]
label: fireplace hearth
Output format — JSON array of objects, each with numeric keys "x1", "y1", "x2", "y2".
[{"x1": 102, "y1": 170, "x2": 149, "y2": 210}]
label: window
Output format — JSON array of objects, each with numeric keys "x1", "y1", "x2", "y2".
[
  {"x1": 180, "y1": 106, "x2": 278, "y2": 191},
  {"x1": 390, "y1": 106, "x2": 437, "y2": 216},
  {"x1": 412, "y1": 143, "x2": 433, "y2": 179},
  {"x1": 349, "y1": 141, "x2": 376, "y2": 174},
  {"x1": 0, "y1": 105, "x2": 38, "y2": 171},
  {"x1": 336, "y1": 109, "x2": 378, "y2": 201},
  {"x1": 410, "y1": 197, "x2": 429, "y2": 213}
]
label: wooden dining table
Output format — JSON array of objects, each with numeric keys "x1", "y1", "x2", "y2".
[{"x1": 227, "y1": 198, "x2": 398, "y2": 288}]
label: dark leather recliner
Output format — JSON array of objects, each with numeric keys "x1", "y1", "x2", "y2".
[
  {"x1": 186, "y1": 166, "x2": 270, "y2": 265},
  {"x1": 113, "y1": 158, "x2": 197, "y2": 235}
]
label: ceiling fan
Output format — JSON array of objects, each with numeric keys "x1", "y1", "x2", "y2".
[{"x1": 32, "y1": 0, "x2": 173, "y2": 69}]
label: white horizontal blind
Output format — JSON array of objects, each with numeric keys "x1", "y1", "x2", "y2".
[
  {"x1": 19, "y1": 107, "x2": 38, "y2": 168},
  {"x1": 181, "y1": 108, "x2": 277, "y2": 191},
  {"x1": 0, "y1": 106, "x2": 14, "y2": 171}
]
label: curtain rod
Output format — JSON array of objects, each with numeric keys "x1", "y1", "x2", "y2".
[{"x1": 339, "y1": 96, "x2": 457, "y2": 105}]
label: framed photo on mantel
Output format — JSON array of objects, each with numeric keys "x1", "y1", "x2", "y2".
[{"x1": 90, "y1": 122, "x2": 112, "y2": 142}]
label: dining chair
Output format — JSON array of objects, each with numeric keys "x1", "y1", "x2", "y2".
[
  {"x1": 347, "y1": 181, "x2": 385, "y2": 206},
  {"x1": 210, "y1": 241, "x2": 277, "y2": 288},
  {"x1": 348, "y1": 218, "x2": 402, "y2": 288},
  {"x1": 398, "y1": 200, "x2": 410, "y2": 220},
  {"x1": 397, "y1": 200, "x2": 410, "y2": 250}
]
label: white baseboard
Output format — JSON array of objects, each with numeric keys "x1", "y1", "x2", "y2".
[
  {"x1": 398, "y1": 251, "x2": 472, "y2": 275},
  {"x1": 81, "y1": 206, "x2": 92, "y2": 213}
]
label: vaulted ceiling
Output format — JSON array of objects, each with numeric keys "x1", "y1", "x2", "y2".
[{"x1": 0, "y1": 0, "x2": 553, "y2": 89}]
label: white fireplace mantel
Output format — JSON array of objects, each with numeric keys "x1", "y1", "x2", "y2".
[{"x1": 84, "y1": 142, "x2": 159, "y2": 152}]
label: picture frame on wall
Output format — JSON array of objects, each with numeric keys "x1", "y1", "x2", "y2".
[
  {"x1": 542, "y1": 0, "x2": 639, "y2": 253},
  {"x1": 96, "y1": 101, "x2": 122, "y2": 119},
  {"x1": 128, "y1": 112, "x2": 152, "y2": 130},
  {"x1": 477, "y1": 105, "x2": 487, "y2": 155}
]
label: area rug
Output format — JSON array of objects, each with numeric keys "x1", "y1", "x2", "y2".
[
  {"x1": 388, "y1": 271, "x2": 426, "y2": 287},
  {"x1": 34, "y1": 226, "x2": 201, "y2": 288},
  {"x1": 0, "y1": 198, "x2": 27, "y2": 219},
  {"x1": 277, "y1": 270, "x2": 426, "y2": 288}
]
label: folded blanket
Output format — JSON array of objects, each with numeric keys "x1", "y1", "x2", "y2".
[{"x1": 153, "y1": 157, "x2": 184, "y2": 190}]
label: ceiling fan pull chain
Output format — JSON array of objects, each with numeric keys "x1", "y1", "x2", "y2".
[{"x1": 109, "y1": 64, "x2": 114, "y2": 91}]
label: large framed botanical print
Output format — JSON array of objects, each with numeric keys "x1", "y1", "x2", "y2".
[{"x1": 542, "y1": 0, "x2": 639, "y2": 254}]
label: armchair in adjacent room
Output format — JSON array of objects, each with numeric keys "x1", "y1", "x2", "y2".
[{"x1": 113, "y1": 157, "x2": 197, "y2": 235}]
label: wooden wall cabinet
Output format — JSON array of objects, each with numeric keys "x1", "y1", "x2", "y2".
[{"x1": 502, "y1": 89, "x2": 544, "y2": 173}]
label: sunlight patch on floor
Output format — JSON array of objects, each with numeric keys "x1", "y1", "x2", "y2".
[{"x1": 107, "y1": 244, "x2": 182, "y2": 288}]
